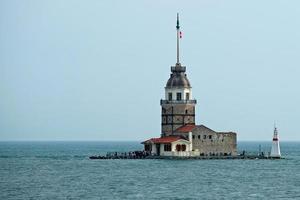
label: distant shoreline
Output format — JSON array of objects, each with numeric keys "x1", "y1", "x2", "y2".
[{"x1": 0, "y1": 140, "x2": 299, "y2": 142}]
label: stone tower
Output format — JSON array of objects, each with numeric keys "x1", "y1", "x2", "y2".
[{"x1": 161, "y1": 14, "x2": 197, "y2": 137}]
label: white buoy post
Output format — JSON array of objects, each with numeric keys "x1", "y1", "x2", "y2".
[{"x1": 270, "y1": 126, "x2": 281, "y2": 158}]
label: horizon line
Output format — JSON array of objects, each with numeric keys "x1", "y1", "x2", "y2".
[{"x1": 0, "y1": 140, "x2": 299, "y2": 142}]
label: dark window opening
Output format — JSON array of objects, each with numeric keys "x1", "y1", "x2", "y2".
[
  {"x1": 186, "y1": 93, "x2": 190, "y2": 100},
  {"x1": 185, "y1": 109, "x2": 188, "y2": 114},
  {"x1": 168, "y1": 93, "x2": 172, "y2": 101},
  {"x1": 192, "y1": 135, "x2": 195, "y2": 139},
  {"x1": 145, "y1": 144, "x2": 152, "y2": 151},
  {"x1": 208, "y1": 135, "x2": 212, "y2": 139},
  {"x1": 176, "y1": 144, "x2": 186, "y2": 151},
  {"x1": 176, "y1": 93, "x2": 182, "y2": 101},
  {"x1": 164, "y1": 144, "x2": 171, "y2": 151},
  {"x1": 181, "y1": 144, "x2": 186, "y2": 151},
  {"x1": 198, "y1": 135, "x2": 201, "y2": 139}
]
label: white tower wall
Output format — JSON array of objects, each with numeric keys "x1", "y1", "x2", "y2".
[
  {"x1": 270, "y1": 127, "x2": 281, "y2": 158},
  {"x1": 165, "y1": 87, "x2": 192, "y2": 100}
]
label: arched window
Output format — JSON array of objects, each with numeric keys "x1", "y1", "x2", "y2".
[{"x1": 176, "y1": 144, "x2": 186, "y2": 151}]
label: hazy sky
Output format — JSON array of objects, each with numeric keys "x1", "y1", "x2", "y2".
[{"x1": 1, "y1": 0, "x2": 300, "y2": 141}]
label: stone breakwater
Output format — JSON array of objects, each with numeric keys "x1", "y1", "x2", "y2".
[{"x1": 89, "y1": 151, "x2": 282, "y2": 160}]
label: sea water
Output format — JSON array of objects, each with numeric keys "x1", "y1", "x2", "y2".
[{"x1": 0, "y1": 141, "x2": 299, "y2": 199}]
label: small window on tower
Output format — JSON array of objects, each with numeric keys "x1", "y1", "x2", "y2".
[
  {"x1": 176, "y1": 93, "x2": 182, "y2": 101},
  {"x1": 186, "y1": 93, "x2": 190, "y2": 100},
  {"x1": 168, "y1": 93, "x2": 172, "y2": 101}
]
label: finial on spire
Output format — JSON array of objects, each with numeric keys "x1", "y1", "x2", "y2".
[{"x1": 176, "y1": 13, "x2": 180, "y2": 30}]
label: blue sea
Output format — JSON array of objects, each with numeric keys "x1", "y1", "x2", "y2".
[{"x1": 0, "y1": 141, "x2": 299, "y2": 200}]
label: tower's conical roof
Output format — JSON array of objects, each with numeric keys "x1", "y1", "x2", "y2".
[{"x1": 166, "y1": 65, "x2": 191, "y2": 88}]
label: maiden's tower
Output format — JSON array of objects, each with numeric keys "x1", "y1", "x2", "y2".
[{"x1": 142, "y1": 14, "x2": 237, "y2": 157}]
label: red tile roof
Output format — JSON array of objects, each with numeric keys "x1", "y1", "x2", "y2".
[
  {"x1": 142, "y1": 136, "x2": 184, "y2": 144},
  {"x1": 175, "y1": 124, "x2": 196, "y2": 133}
]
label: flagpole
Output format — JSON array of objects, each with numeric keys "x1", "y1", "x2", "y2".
[{"x1": 176, "y1": 13, "x2": 180, "y2": 65}]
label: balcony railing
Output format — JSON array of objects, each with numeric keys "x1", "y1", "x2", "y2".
[{"x1": 160, "y1": 99, "x2": 197, "y2": 105}]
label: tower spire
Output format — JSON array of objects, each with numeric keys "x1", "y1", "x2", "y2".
[{"x1": 176, "y1": 13, "x2": 180, "y2": 65}]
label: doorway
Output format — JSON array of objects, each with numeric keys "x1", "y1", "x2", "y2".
[{"x1": 156, "y1": 144, "x2": 160, "y2": 156}]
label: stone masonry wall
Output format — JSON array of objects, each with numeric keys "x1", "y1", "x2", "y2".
[
  {"x1": 192, "y1": 132, "x2": 237, "y2": 156},
  {"x1": 174, "y1": 125, "x2": 237, "y2": 156},
  {"x1": 161, "y1": 103, "x2": 195, "y2": 136}
]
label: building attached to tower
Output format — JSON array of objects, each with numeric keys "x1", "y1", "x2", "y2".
[{"x1": 142, "y1": 14, "x2": 237, "y2": 157}]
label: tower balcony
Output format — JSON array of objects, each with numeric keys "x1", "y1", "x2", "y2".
[{"x1": 160, "y1": 99, "x2": 197, "y2": 105}]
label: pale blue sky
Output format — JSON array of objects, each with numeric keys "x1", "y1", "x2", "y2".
[{"x1": 1, "y1": 0, "x2": 300, "y2": 141}]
